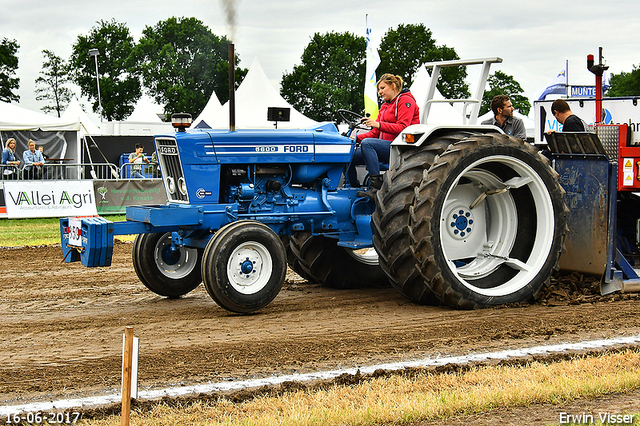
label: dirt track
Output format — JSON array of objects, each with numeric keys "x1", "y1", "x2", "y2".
[{"x1": 1, "y1": 242, "x2": 640, "y2": 420}]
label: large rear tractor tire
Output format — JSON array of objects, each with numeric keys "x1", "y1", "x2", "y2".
[
  {"x1": 280, "y1": 235, "x2": 315, "y2": 282},
  {"x1": 132, "y1": 232, "x2": 202, "y2": 297},
  {"x1": 288, "y1": 231, "x2": 389, "y2": 289},
  {"x1": 371, "y1": 136, "x2": 457, "y2": 303},
  {"x1": 410, "y1": 133, "x2": 568, "y2": 309},
  {"x1": 201, "y1": 221, "x2": 287, "y2": 313}
]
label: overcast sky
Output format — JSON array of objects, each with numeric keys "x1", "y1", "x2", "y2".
[{"x1": 2, "y1": 0, "x2": 639, "y2": 119}]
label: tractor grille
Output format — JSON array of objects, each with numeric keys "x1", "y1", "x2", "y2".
[{"x1": 156, "y1": 137, "x2": 188, "y2": 203}]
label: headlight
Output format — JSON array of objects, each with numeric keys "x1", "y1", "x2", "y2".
[
  {"x1": 166, "y1": 176, "x2": 176, "y2": 194},
  {"x1": 178, "y1": 177, "x2": 188, "y2": 195}
]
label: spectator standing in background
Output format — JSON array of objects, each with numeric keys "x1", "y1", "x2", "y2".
[
  {"x1": 481, "y1": 95, "x2": 527, "y2": 140},
  {"x1": 1, "y1": 138, "x2": 20, "y2": 179},
  {"x1": 23, "y1": 139, "x2": 45, "y2": 179},
  {"x1": 37, "y1": 145, "x2": 49, "y2": 160},
  {"x1": 128, "y1": 143, "x2": 150, "y2": 178},
  {"x1": 37, "y1": 145, "x2": 52, "y2": 178},
  {"x1": 551, "y1": 99, "x2": 589, "y2": 132},
  {"x1": 150, "y1": 151, "x2": 161, "y2": 178}
]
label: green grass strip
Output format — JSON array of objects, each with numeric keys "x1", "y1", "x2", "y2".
[
  {"x1": 80, "y1": 350, "x2": 640, "y2": 426},
  {"x1": 0, "y1": 215, "x2": 126, "y2": 247}
]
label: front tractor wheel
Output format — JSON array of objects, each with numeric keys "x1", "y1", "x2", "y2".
[
  {"x1": 410, "y1": 133, "x2": 568, "y2": 309},
  {"x1": 132, "y1": 232, "x2": 202, "y2": 297},
  {"x1": 202, "y1": 221, "x2": 287, "y2": 313}
]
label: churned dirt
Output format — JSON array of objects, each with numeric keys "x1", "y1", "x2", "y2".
[{"x1": 1, "y1": 241, "x2": 640, "y2": 425}]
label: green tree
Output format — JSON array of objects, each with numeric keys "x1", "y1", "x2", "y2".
[
  {"x1": 377, "y1": 24, "x2": 469, "y2": 100},
  {"x1": 70, "y1": 19, "x2": 141, "y2": 121},
  {"x1": 135, "y1": 16, "x2": 246, "y2": 118},
  {"x1": 0, "y1": 37, "x2": 20, "y2": 102},
  {"x1": 480, "y1": 70, "x2": 531, "y2": 116},
  {"x1": 281, "y1": 31, "x2": 365, "y2": 122},
  {"x1": 607, "y1": 66, "x2": 640, "y2": 97},
  {"x1": 35, "y1": 50, "x2": 73, "y2": 117}
]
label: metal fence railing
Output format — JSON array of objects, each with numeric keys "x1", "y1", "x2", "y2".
[
  {"x1": 119, "y1": 162, "x2": 161, "y2": 179},
  {"x1": 0, "y1": 162, "x2": 161, "y2": 181}
]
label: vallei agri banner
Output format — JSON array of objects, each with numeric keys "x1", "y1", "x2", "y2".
[{"x1": 3, "y1": 181, "x2": 97, "y2": 218}]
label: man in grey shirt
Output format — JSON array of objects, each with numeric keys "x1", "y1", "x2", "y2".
[{"x1": 481, "y1": 95, "x2": 527, "y2": 140}]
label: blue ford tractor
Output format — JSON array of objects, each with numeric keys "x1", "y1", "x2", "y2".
[{"x1": 61, "y1": 56, "x2": 640, "y2": 312}]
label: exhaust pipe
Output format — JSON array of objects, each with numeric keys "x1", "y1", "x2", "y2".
[{"x1": 229, "y1": 43, "x2": 236, "y2": 132}]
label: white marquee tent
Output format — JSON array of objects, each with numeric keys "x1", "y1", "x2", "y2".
[
  {"x1": 195, "y1": 57, "x2": 317, "y2": 129},
  {"x1": 62, "y1": 97, "x2": 101, "y2": 135},
  {"x1": 101, "y1": 96, "x2": 172, "y2": 136},
  {"x1": 0, "y1": 101, "x2": 80, "y2": 132},
  {"x1": 0, "y1": 101, "x2": 81, "y2": 162},
  {"x1": 409, "y1": 66, "x2": 464, "y2": 125},
  {"x1": 127, "y1": 96, "x2": 163, "y2": 123},
  {"x1": 193, "y1": 90, "x2": 222, "y2": 128}
]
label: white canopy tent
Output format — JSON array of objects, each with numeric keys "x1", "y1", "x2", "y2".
[
  {"x1": 409, "y1": 66, "x2": 464, "y2": 125},
  {"x1": 0, "y1": 101, "x2": 80, "y2": 132},
  {"x1": 193, "y1": 90, "x2": 222, "y2": 128},
  {"x1": 101, "y1": 96, "x2": 172, "y2": 136},
  {"x1": 196, "y1": 57, "x2": 317, "y2": 129},
  {"x1": 127, "y1": 96, "x2": 163, "y2": 122},
  {"x1": 0, "y1": 101, "x2": 81, "y2": 163},
  {"x1": 62, "y1": 97, "x2": 101, "y2": 135}
]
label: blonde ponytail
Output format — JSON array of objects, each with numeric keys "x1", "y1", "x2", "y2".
[{"x1": 377, "y1": 73, "x2": 404, "y2": 92}]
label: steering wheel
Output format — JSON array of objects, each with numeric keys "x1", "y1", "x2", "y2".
[{"x1": 336, "y1": 109, "x2": 369, "y2": 131}]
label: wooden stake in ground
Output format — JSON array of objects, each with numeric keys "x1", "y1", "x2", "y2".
[{"x1": 121, "y1": 326, "x2": 134, "y2": 426}]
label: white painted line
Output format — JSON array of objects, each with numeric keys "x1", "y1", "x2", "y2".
[{"x1": 1, "y1": 334, "x2": 639, "y2": 415}]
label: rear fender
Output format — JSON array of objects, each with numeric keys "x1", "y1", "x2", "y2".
[{"x1": 389, "y1": 124, "x2": 503, "y2": 166}]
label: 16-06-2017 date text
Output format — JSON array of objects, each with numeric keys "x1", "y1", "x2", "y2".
[{"x1": 4, "y1": 412, "x2": 81, "y2": 424}]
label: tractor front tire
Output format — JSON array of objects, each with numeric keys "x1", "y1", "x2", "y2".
[
  {"x1": 201, "y1": 221, "x2": 287, "y2": 313},
  {"x1": 132, "y1": 232, "x2": 202, "y2": 298}
]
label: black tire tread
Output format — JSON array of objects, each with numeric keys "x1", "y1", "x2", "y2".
[
  {"x1": 201, "y1": 221, "x2": 286, "y2": 313},
  {"x1": 132, "y1": 232, "x2": 202, "y2": 298},
  {"x1": 410, "y1": 133, "x2": 569, "y2": 309},
  {"x1": 288, "y1": 231, "x2": 388, "y2": 289},
  {"x1": 280, "y1": 235, "x2": 314, "y2": 282},
  {"x1": 371, "y1": 137, "x2": 456, "y2": 302}
]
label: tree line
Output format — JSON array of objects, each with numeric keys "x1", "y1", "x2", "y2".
[
  {"x1": 13, "y1": 20, "x2": 640, "y2": 123},
  {"x1": 1, "y1": 17, "x2": 246, "y2": 121}
]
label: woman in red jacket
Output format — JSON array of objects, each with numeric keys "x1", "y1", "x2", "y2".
[{"x1": 348, "y1": 73, "x2": 420, "y2": 199}]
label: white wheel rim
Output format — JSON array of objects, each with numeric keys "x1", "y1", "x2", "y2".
[
  {"x1": 227, "y1": 241, "x2": 273, "y2": 294},
  {"x1": 440, "y1": 155, "x2": 555, "y2": 297},
  {"x1": 154, "y1": 233, "x2": 198, "y2": 279},
  {"x1": 345, "y1": 247, "x2": 379, "y2": 266}
]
